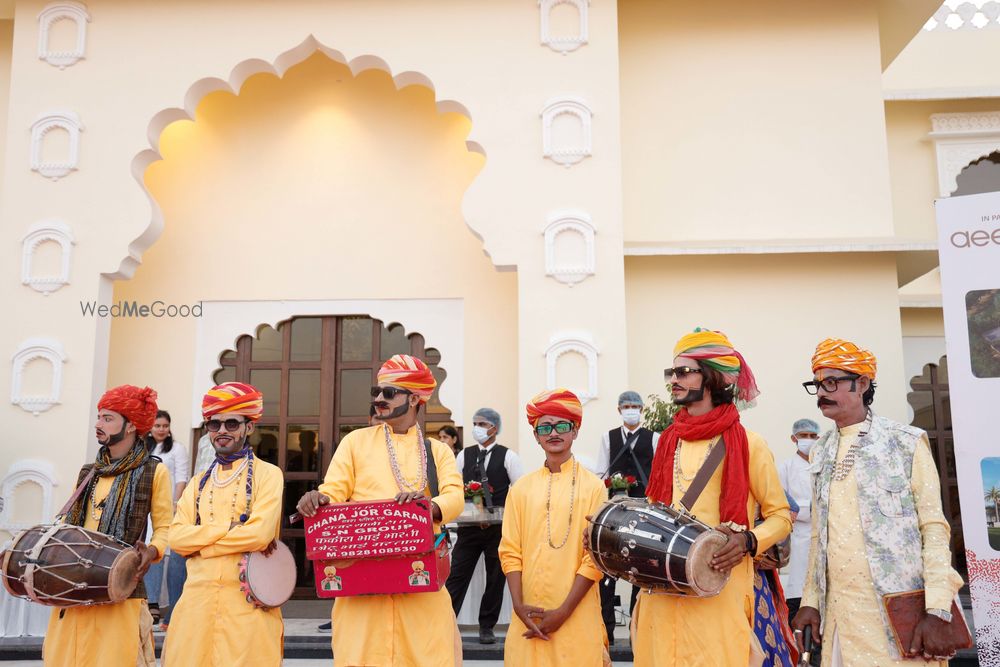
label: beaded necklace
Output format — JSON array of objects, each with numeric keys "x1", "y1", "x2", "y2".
[
  {"x1": 195, "y1": 443, "x2": 254, "y2": 525},
  {"x1": 831, "y1": 411, "x2": 872, "y2": 482},
  {"x1": 545, "y1": 456, "x2": 578, "y2": 550},
  {"x1": 384, "y1": 423, "x2": 427, "y2": 493}
]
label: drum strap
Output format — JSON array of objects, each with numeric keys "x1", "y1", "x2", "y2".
[
  {"x1": 679, "y1": 435, "x2": 726, "y2": 512},
  {"x1": 55, "y1": 467, "x2": 98, "y2": 521},
  {"x1": 424, "y1": 439, "x2": 439, "y2": 497}
]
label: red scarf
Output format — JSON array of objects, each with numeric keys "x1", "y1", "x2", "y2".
[{"x1": 645, "y1": 403, "x2": 750, "y2": 528}]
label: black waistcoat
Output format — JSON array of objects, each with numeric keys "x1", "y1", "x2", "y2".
[
  {"x1": 462, "y1": 444, "x2": 511, "y2": 507},
  {"x1": 608, "y1": 427, "x2": 655, "y2": 498}
]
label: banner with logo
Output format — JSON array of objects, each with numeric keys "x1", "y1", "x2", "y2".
[{"x1": 937, "y1": 190, "x2": 1000, "y2": 664}]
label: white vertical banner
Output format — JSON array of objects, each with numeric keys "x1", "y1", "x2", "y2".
[{"x1": 937, "y1": 191, "x2": 1000, "y2": 664}]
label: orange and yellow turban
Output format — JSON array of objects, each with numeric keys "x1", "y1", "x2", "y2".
[
  {"x1": 525, "y1": 388, "x2": 583, "y2": 429},
  {"x1": 98, "y1": 385, "x2": 159, "y2": 435},
  {"x1": 377, "y1": 354, "x2": 437, "y2": 404},
  {"x1": 811, "y1": 338, "x2": 877, "y2": 380},
  {"x1": 202, "y1": 382, "x2": 264, "y2": 422},
  {"x1": 673, "y1": 328, "x2": 760, "y2": 403}
]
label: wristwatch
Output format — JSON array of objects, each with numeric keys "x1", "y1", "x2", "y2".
[{"x1": 927, "y1": 608, "x2": 953, "y2": 623}]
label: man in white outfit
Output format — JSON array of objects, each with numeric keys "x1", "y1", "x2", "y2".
[{"x1": 777, "y1": 418, "x2": 820, "y2": 629}]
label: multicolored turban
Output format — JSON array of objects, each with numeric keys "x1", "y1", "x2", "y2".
[
  {"x1": 811, "y1": 338, "x2": 877, "y2": 380},
  {"x1": 673, "y1": 328, "x2": 760, "y2": 403},
  {"x1": 525, "y1": 388, "x2": 584, "y2": 429},
  {"x1": 202, "y1": 381, "x2": 264, "y2": 422},
  {"x1": 377, "y1": 354, "x2": 437, "y2": 404},
  {"x1": 97, "y1": 385, "x2": 159, "y2": 435}
]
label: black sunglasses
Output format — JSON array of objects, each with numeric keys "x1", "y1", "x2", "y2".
[
  {"x1": 664, "y1": 366, "x2": 703, "y2": 381},
  {"x1": 534, "y1": 421, "x2": 574, "y2": 436},
  {"x1": 802, "y1": 375, "x2": 860, "y2": 395},
  {"x1": 204, "y1": 418, "x2": 247, "y2": 433},
  {"x1": 370, "y1": 386, "x2": 413, "y2": 400}
]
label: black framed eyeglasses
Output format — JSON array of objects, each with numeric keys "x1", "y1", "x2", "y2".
[
  {"x1": 802, "y1": 375, "x2": 860, "y2": 395},
  {"x1": 534, "y1": 421, "x2": 574, "y2": 436},
  {"x1": 370, "y1": 386, "x2": 412, "y2": 400},
  {"x1": 664, "y1": 366, "x2": 702, "y2": 381},
  {"x1": 204, "y1": 418, "x2": 247, "y2": 432}
]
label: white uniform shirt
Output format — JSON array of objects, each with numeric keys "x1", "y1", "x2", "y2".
[
  {"x1": 594, "y1": 425, "x2": 660, "y2": 480},
  {"x1": 454, "y1": 443, "x2": 525, "y2": 489},
  {"x1": 778, "y1": 452, "x2": 813, "y2": 599}
]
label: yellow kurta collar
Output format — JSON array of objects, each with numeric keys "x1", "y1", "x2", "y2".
[{"x1": 542, "y1": 456, "x2": 575, "y2": 475}]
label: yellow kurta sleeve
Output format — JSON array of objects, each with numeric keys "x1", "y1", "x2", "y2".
[
  {"x1": 910, "y1": 435, "x2": 964, "y2": 610},
  {"x1": 318, "y1": 435, "x2": 357, "y2": 504},
  {"x1": 148, "y1": 464, "x2": 173, "y2": 561},
  {"x1": 200, "y1": 463, "x2": 284, "y2": 558},
  {"x1": 576, "y1": 480, "x2": 606, "y2": 582},
  {"x1": 499, "y1": 479, "x2": 524, "y2": 575},
  {"x1": 168, "y1": 476, "x2": 228, "y2": 556},
  {"x1": 429, "y1": 438, "x2": 464, "y2": 526},
  {"x1": 748, "y1": 436, "x2": 793, "y2": 552}
]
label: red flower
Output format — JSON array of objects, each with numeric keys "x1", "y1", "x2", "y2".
[
  {"x1": 626, "y1": 475, "x2": 637, "y2": 484},
  {"x1": 604, "y1": 479, "x2": 612, "y2": 488},
  {"x1": 468, "y1": 481, "x2": 482, "y2": 491}
]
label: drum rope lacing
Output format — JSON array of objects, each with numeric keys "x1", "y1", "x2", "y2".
[
  {"x1": 545, "y1": 457, "x2": 578, "y2": 549},
  {"x1": 673, "y1": 436, "x2": 721, "y2": 495},
  {"x1": 831, "y1": 410, "x2": 872, "y2": 482},
  {"x1": 384, "y1": 423, "x2": 428, "y2": 493}
]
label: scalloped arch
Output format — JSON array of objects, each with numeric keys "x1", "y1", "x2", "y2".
[{"x1": 118, "y1": 35, "x2": 487, "y2": 280}]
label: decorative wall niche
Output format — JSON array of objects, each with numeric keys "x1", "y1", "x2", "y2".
[
  {"x1": 541, "y1": 97, "x2": 592, "y2": 167},
  {"x1": 539, "y1": 0, "x2": 589, "y2": 54},
  {"x1": 545, "y1": 331, "x2": 599, "y2": 403},
  {"x1": 0, "y1": 460, "x2": 58, "y2": 531},
  {"x1": 543, "y1": 210, "x2": 595, "y2": 286},
  {"x1": 21, "y1": 220, "x2": 75, "y2": 295},
  {"x1": 10, "y1": 338, "x2": 67, "y2": 415},
  {"x1": 37, "y1": 2, "x2": 90, "y2": 68},
  {"x1": 30, "y1": 111, "x2": 83, "y2": 180},
  {"x1": 929, "y1": 111, "x2": 1000, "y2": 196}
]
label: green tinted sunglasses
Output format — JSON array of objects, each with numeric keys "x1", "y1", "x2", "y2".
[{"x1": 534, "y1": 421, "x2": 574, "y2": 436}]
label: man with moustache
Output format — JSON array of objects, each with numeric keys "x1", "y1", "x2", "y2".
[
  {"x1": 44, "y1": 385, "x2": 172, "y2": 667},
  {"x1": 164, "y1": 382, "x2": 285, "y2": 666},
  {"x1": 632, "y1": 328, "x2": 792, "y2": 666},
  {"x1": 792, "y1": 340, "x2": 964, "y2": 665},
  {"x1": 296, "y1": 354, "x2": 464, "y2": 667}
]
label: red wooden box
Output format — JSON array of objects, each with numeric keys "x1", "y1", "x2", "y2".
[{"x1": 303, "y1": 499, "x2": 451, "y2": 598}]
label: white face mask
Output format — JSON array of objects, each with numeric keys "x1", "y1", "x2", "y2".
[
  {"x1": 472, "y1": 425, "x2": 492, "y2": 445},
  {"x1": 795, "y1": 438, "x2": 816, "y2": 456},
  {"x1": 621, "y1": 408, "x2": 641, "y2": 426}
]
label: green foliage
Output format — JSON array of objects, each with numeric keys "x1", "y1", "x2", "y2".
[
  {"x1": 643, "y1": 389, "x2": 679, "y2": 433},
  {"x1": 966, "y1": 289, "x2": 1000, "y2": 378}
]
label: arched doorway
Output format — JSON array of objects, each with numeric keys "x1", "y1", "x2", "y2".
[{"x1": 209, "y1": 315, "x2": 454, "y2": 595}]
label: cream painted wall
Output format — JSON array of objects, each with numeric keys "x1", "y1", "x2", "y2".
[
  {"x1": 618, "y1": 0, "x2": 894, "y2": 244},
  {"x1": 107, "y1": 54, "x2": 519, "y2": 458},
  {"x1": 884, "y1": 29, "x2": 1000, "y2": 97},
  {"x1": 0, "y1": 20, "x2": 12, "y2": 191},
  {"x1": 885, "y1": 98, "x2": 1000, "y2": 241},
  {"x1": 625, "y1": 254, "x2": 909, "y2": 466}
]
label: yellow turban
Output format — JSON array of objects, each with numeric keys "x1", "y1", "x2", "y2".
[
  {"x1": 811, "y1": 338, "x2": 877, "y2": 380},
  {"x1": 673, "y1": 328, "x2": 759, "y2": 403}
]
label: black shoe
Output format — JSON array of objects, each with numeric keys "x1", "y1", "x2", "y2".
[
  {"x1": 318, "y1": 621, "x2": 332, "y2": 632},
  {"x1": 478, "y1": 627, "x2": 496, "y2": 644}
]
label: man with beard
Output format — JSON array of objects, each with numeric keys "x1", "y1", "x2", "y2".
[
  {"x1": 164, "y1": 382, "x2": 285, "y2": 666},
  {"x1": 44, "y1": 385, "x2": 171, "y2": 667},
  {"x1": 632, "y1": 328, "x2": 791, "y2": 666},
  {"x1": 296, "y1": 354, "x2": 464, "y2": 667},
  {"x1": 792, "y1": 339, "x2": 964, "y2": 665}
]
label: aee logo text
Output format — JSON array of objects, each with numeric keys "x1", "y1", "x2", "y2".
[{"x1": 950, "y1": 228, "x2": 1000, "y2": 248}]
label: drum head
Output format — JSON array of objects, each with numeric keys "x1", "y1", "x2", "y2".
[
  {"x1": 246, "y1": 541, "x2": 296, "y2": 608},
  {"x1": 685, "y1": 530, "x2": 731, "y2": 596},
  {"x1": 107, "y1": 549, "x2": 141, "y2": 603}
]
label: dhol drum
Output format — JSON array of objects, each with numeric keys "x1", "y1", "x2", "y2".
[
  {"x1": 586, "y1": 496, "x2": 731, "y2": 597},
  {"x1": 238, "y1": 540, "x2": 296, "y2": 609},
  {"x1": 1, "y1": 523, "x2": 140, "y2": 607}
]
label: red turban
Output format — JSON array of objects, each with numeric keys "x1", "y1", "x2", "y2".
[
  {"x1": 202, "y1": 382, "x2": 264, "y2": 422},
  {"x1": 377, "y1": 354, "x2": 437, "y2": 404},
  {"x1": 97, "y1": 385, "x2": 159, "y2": 435},
  {"x1": 525, "y1": 388, "x2": 583, "y2": 429}
]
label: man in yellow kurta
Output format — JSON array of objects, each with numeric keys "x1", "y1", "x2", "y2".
[
  {"x1": 44, "y1": 385, "x2": 172, "y2": 667},
  {"x1": 499, "y1": 388, "x2": 608, "y2": 666},
  {"x1": 793, "y1": 340, "x2": 964, "y2": 665},
  {"x1": 634, "y1": 329, "x2": 792, "y2": 666},
  {"x1": 164, "y1": 382, "x2": 285, "y2": 666},
  {"x1": 297, "y1": 354, "x2": 465, "y2": 667}
]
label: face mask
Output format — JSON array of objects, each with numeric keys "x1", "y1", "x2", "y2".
[
  {"x1": 796, "y1": 438, "x2": 816, "y2": 456},
  {"x1": 472, "y1": 426, "x2": 492, "y2": 445},
  {"x1": 621, "y1": 408, "x2": 641, "y2": 426}
]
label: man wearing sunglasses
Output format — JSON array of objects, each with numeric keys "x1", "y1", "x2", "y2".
[
  {"x1": 792, "y1": 339, "x2": 964, "y2": 665},
  {"x1": 295, "y1": 353, "x2": 464, "y2": 667},
  {"x1": 633, "y1": 328, "x2": 791, "y2": 667},
  {"x1": 164, "y1": 382, "x2": 286, "y2": 666}
]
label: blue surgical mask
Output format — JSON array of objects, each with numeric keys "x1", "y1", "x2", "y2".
[
  {"x1": 472, "y1": 426, "x2": 492, "y2": 445},
  {"x1": 621, "y1": 408, "x2": 641, "y2": 426},
  {"x1": 796, "y1": 438, "x2": 815, "y2": 456}
]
